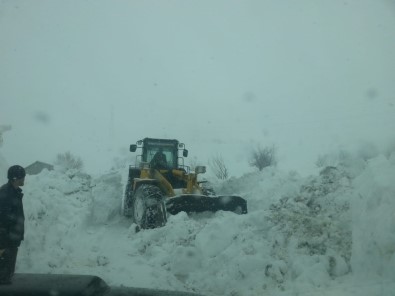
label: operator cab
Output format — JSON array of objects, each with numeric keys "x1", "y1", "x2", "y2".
[
  {"x1": 130, "y1": 138, "x2": 189, "y2": 171},
  {"x1": 147, "y1": 147, "x2": 172, "y2": 169}
]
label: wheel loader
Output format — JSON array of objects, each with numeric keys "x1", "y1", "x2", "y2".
[{"x1": 122, "y1": 138, "x2": 247, "y2": 229}]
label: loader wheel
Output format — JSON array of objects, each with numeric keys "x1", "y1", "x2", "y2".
[
  {"x1": 122, "y1": 180, "x2": 133, "y2": 217},
  {"x1": 133, "y1": 184, "x2": 167, "y2": 229}
]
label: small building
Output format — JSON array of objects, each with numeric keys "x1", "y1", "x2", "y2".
[{"x1": 25, "y1": 161, "x2": 54, "y2": 175}]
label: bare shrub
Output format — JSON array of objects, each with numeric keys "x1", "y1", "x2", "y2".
[
  {"x1": 209, "y1": 154, "x2": 229, "y2": 180},
  {"x1": 55, "y1": 151, "x2": 83, "y2": 171},
  {"x1": 249, "y1": 145, "x2": 277, "y2": 171}
]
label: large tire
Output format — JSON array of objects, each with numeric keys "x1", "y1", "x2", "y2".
[
  {"x1": 121, "y1": 180, "x2": 133, "y2": 217},
  {"x1": 133, "y1": 184, "x2": 167, "y2": 229},
  {"x1": 122, "y1": 168, "x2": 141, "y2": 217}
]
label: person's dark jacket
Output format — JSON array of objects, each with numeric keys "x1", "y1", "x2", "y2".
[{"x1": 0, "y1": 182, "x2": 25, "y2": 248}]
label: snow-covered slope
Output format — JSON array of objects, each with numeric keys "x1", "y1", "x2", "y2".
[{"x1": 9, "y1": 151, "x2": 395, "y2": 296}]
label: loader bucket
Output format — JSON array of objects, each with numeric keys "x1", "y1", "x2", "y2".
[{"x1": 166, "y1": 194, "x2": 247, "y2": 216}]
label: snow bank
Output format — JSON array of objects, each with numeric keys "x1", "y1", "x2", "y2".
[
  {"x1": 351, "y1": 154, "x2": 395, "y2": 285},
  {"x1": 13, "y1": 152, "x2": 395, "y2": 295}
]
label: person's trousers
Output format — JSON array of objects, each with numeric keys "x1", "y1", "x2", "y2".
[{"x1": 0, "y1": 247, "x2": 18, "y2": 284}]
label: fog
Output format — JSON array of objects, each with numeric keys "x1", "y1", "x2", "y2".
[{"x1": 1, "y1": 0, "x2": 395, "y2": 177}]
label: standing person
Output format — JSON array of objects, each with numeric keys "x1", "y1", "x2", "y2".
[{"x1": 0, "y1": 165, "x2": 26, "y2": 285}]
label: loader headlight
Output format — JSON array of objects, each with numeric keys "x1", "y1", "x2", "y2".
[{"x1": 195, "y1": 166, "x2": 206, "y2": 174}]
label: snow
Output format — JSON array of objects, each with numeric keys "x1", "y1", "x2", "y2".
[{"x1": 1, "y1": 150, "x2": 395, "y2": 295}]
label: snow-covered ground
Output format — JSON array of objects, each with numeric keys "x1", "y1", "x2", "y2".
[{"x1": 1, "y1": 149, "x2": 395, "y2": 295}]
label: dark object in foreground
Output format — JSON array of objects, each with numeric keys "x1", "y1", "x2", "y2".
[{"x1": 0, "y1": 273, "x2": 204, "y2": 296}]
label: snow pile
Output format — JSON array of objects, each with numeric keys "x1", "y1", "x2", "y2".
[
  {"x1": 20, "y1": 169, "x2": 95, "y2": 271},
  {"x1": 7, "y1": 150, "x2": 394, "y2": 295},
  {"x1": 351, "y1": 154, "x2": 395, "y2": 284},
  {"x1": 265, "y1": 167, "x2": 352, "y2": 290}
]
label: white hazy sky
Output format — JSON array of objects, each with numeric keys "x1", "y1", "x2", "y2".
[{"x1": 1, "y1": 0, "x2": 395, "y2": 176}]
